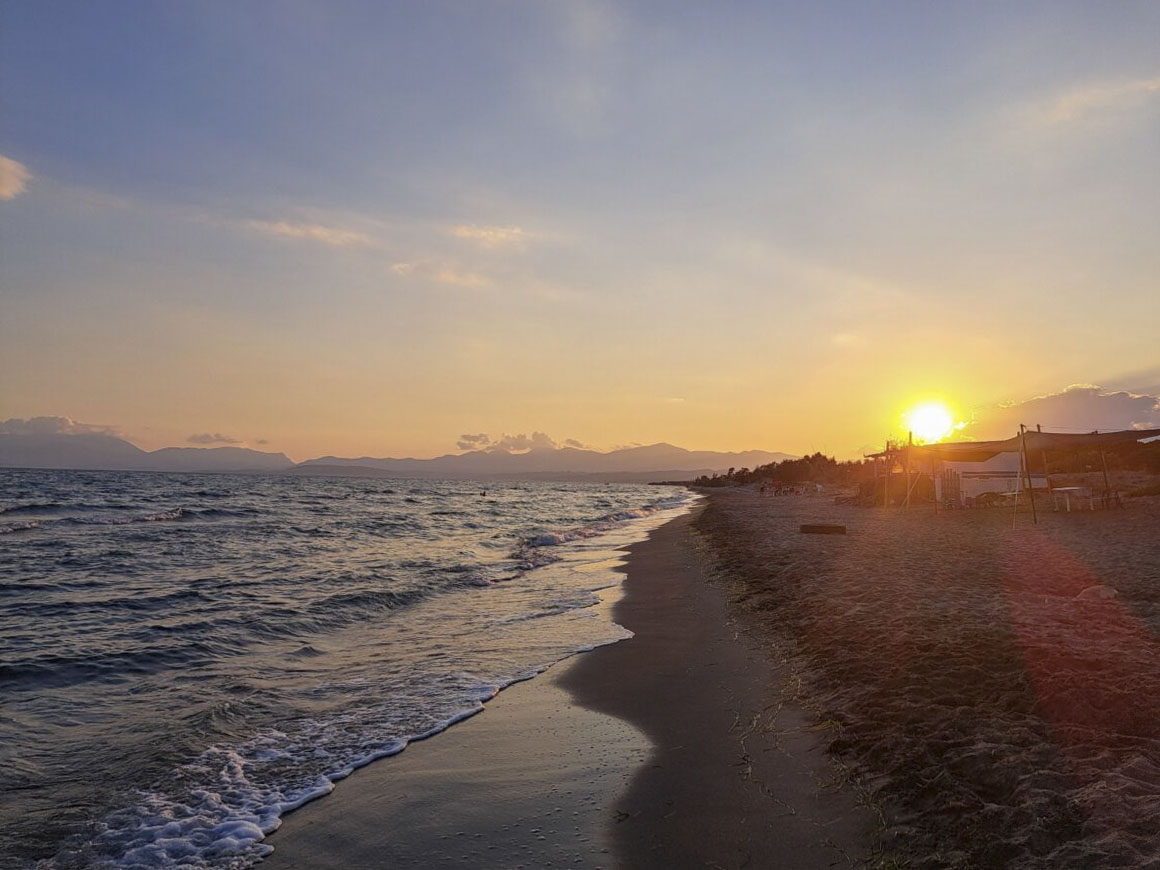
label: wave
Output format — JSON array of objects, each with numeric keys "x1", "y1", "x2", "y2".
[
  {"x1": 0, "y1": 520, "x2": 41, "y2": 534},
  {"x1": 0, "y1": 506, "x2": 256, "y2": 533},
  {"x1": 0, "y1": 636, "x2": 229, "y2": 692},
  {"x1": 513, "y1": 492, "x2": 693, "y2": 567}
]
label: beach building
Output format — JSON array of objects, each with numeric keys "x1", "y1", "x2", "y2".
[
  {"x1": 869, "y1": 427, "x2": 1160, "y2": 513},
  {"x1": 935, "y1": 451, "x2": 1046, "y2": 505}
]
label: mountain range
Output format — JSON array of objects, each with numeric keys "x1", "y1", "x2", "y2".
[{"x1": 0, "y1": 433, "x2": 791, "y2": 482}]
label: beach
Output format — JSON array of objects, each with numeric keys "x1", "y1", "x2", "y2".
[
  {"x1": 262, "y1": 487, "x2": 1160, "y2": 869},
  {"x1": 696, "y1": 489, "x2": 1160, "y2": 868},
  {"x1": 264, "y1": 506, "x2": 876, "y2": 868}
]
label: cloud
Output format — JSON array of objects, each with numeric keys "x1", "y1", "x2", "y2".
[
  {"x1": 187, "y1": 432, "x2": 242, "y2": 445},
  {"x1": 1036, "y1": 75, "x2": 1160, "y2": 125},
  {"x1": 456, "y1": 433, "x2": 492, "y2": 451},
  {"x1": 433, "y1": 267, "x2": 490, "y2": 288},
  {"x1": 486, "y1": 432, "x2": 558, "y2": 452},
  {"x1": 455, "y1": 432, "x2": 586, "y2": 452},
  {"x1": 451, "y1": 224, "x2": 531, "y2": 249},
  {"x1": 966, "y1": 385, "x2": 1160, "y2": 440},
  {"x1": 246, "y1": 220, "x2": 375, "y2": 248},
  {"x1": 392, "y1": 260, "x2": 492, "y2": 289},
  {"x1": 0, "y1": 154, "x2": 31, "y2": 201},
  {"x1": 0, "y1": 416, "x2": 120, "y2": 436}
]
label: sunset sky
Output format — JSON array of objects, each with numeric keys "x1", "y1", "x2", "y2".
[{"x1": 2, "y1": 2, "x2": 1158, "y2": 460}]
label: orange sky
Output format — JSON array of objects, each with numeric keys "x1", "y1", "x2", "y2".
[{"x1": 2, "y1": 4, "x2": 1158, "y2": 461}]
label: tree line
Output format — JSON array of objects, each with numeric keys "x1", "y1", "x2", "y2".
[{"x1": 694, "y1": 452, "x2": 868, "y2": 487}]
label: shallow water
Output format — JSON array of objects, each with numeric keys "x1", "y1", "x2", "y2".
[{"x1": 0, "y1": 469, "x2": 692, "y2": 868}]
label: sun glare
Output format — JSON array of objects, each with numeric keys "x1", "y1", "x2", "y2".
[{"x1": 904, "y1": 402, "x2": 957, "y2": 443}]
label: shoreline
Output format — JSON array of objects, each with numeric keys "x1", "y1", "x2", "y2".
[
  {"x1": 263, "y1": 503, "x2": 874, "y2": 868},
  {"x1": 558, "y1": 507, "x2": 874, "y2": 867}
]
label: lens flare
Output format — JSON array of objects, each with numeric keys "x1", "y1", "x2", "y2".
[{"x1": 904, "y1": 402, "x2": 956, "y2": 443}]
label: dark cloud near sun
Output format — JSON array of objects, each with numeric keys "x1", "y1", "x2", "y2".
[
  {"x1": 187, "y1": 432, "x2": 242, "y2": 445},
  {"x1": 965, "y1": 385, "x2": 1160, "y2": 440}
]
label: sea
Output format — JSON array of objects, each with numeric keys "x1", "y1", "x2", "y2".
[{"x1": 0, "y1": 469, "x2": 694, "y2": 869}]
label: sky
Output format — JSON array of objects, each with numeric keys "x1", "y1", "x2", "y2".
[{"x1": 1, "y1": 1, "x2": 1158, "y2": 461}]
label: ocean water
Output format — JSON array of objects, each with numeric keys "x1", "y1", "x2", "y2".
[{"x1": 0, "y1": 469, "x2": 693, "y2": 869}]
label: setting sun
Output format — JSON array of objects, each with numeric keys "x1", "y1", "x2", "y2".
[{"x1": 904, "y1": 402, "x2": 957, "y2": 443}]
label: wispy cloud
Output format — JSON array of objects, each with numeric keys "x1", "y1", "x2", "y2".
[
  {"x1": 187, "y1": 432, "x2": 242, "y2": 445},
  {"x1": 392, "y1": 260, "x2": 492, "y2": 289},
  {"x1": 0, "y1": 154, "x2": 31, "y2": 201},
  {"x1": 451, "y1": 224, "x2": 531, "y2": 249},
  {"x1": 246, "y1": 219, "x2": 376, "y2": 248},
  {"x1": 455, "y1": 431, "x2": 584, "y2": 452},
  {"x1": 433, "y1": 267, "x2": 490, "y2": 288},
  {"x1": 0, "y1": 416, "x2": 120, "y2": 436},
  {"x1": 1036, "y1": 75, "x2": 1160, "y2": 124}
]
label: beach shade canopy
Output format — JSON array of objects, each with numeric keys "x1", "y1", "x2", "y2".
[{"x1": 912, "y1": 428, "x2": 1160, "y2": 463}]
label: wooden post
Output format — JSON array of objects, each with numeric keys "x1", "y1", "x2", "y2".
[{"x1": 1020, "y1": 424, "x2": 1038, "y2": 525}]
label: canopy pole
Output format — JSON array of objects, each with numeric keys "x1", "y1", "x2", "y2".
[
  {"x1": 883, "y1": 441, "x2": 889, "y2": 509},
  {"x1": 1037, "y1": 424, "x2": 1054, "y2": 504},
  {"x1": 1020, "y1": 424, "x2": 1038, "y2": 525},
  {"x1": 1099, "y1": 446, "x2": 1112, "y2": 508},
  {"x1": 932, "y1": 455, "x2": 939, "y2": 515},
  {"x1": 904, "y1": 431, "x2": 912, "y2": 511},
  {"x1": 1012, "y1": 429, "x2": 1021, "y2": 527}
]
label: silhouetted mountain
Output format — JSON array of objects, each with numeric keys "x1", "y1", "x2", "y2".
[
  {"x1": 141, "y1": 447, "x2": 294, "y2": 472},
  {"x1": 0, "y1": 434, "x2": 148, "y2": 470},
  {"x1": 0, "y1": 432, "x2": 789, "y2": 482},
  {"x1": 296, "y1": 443, "x2": 792, "y2": 481},
  {"x1": 0, "y1": 433, "x2": 293, "y2": 473}
]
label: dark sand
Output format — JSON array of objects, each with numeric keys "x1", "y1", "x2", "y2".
[
  {"x1": 263, "y1": 507, "x2": 875, "y2": 868},
  {"x1": 696, "y1": 489, "x2": 1160, "y2": 869},
  {"x1": 559, "y1": 509, "x2": 874, "y2": 868}
]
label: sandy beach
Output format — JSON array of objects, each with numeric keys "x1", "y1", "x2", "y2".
[
  {"x1": 696, "y1": 489, "x2": 1160, "y2": 868},
  {"x1": 264, "y1": 506, "x2": 875, "y2": 868}
]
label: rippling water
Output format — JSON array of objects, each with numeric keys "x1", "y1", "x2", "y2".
[{"x1": 0, "y1": 469, "x2": 692, "y2": 868}]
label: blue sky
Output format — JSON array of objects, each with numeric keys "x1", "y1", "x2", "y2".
[{"x1": 2, "y1": 1, "x2": 1158, "y2": 458}]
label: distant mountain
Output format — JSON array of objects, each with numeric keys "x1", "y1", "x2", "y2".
[
  {"x1": 0, "y1": 433, "x2": 149, "y2": 470},
  {"x1": 0, "y1": 432, "x2": 790, "y2": 481},
  {"x1": 140, "y1": 447, "x2": 294, "y2": 473},
  {"x1": 0, "y1": 434, "x2": 294, "y2": 473},
  {"x1": 295, "y1": 443, "x2": 793, "y2": 482}
]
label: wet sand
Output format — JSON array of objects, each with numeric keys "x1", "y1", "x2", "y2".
[
  {"x1": 696, "y1": 489, "x2": 1160, "y2": 868},
  {"x1": 263, "y1": 506, "x2": 875, "y2": 868}
]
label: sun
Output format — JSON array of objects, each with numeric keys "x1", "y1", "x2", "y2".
[{"x1": 904, "y1": 402, "x2": 957, "y2": 443}]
